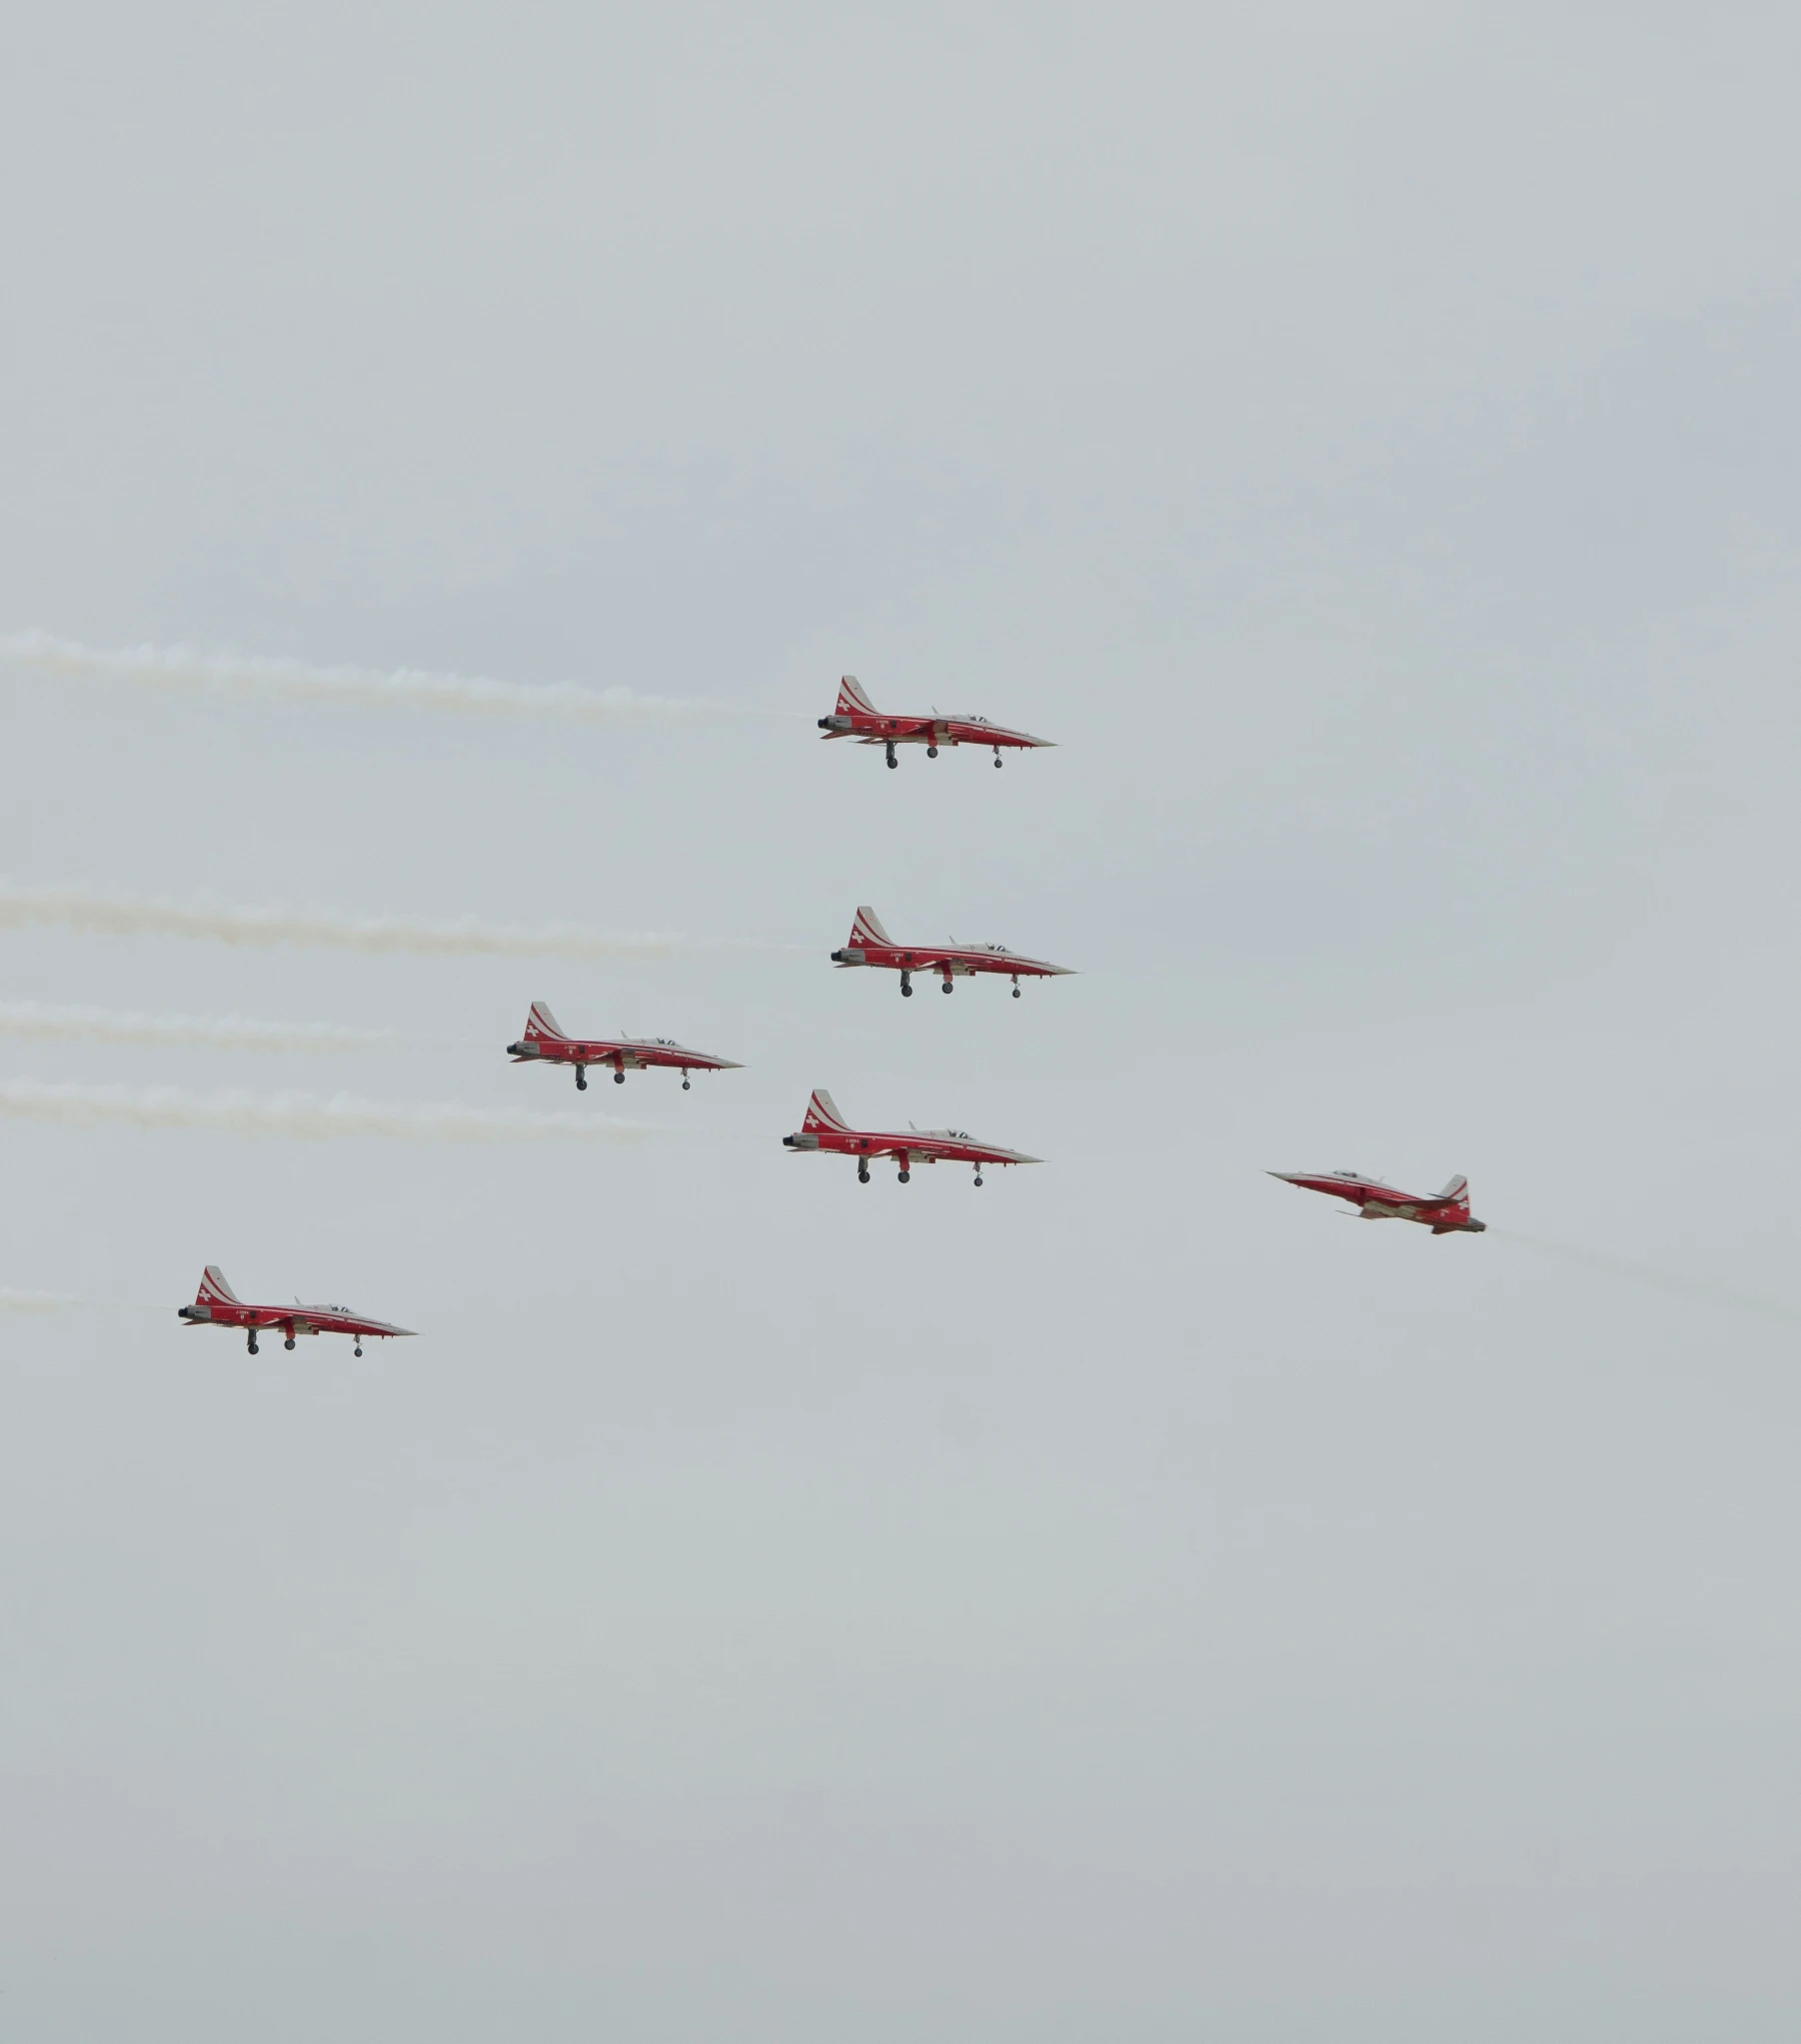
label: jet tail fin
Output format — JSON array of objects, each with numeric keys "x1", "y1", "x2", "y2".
[
  {"x1": 1436, "y1": 1174, "x2": 1469, "y2": 1204},
  {"x1": 849, "y1": 905, "x2": 891, "y2": 948},
  {"x1": 803, "y1": 1088, "x2": 850, "y2": 1134},
  {"x1": 836, "y1": 675, "x2": 877, "y2": 716},
  {"x1": 523, "y1": 1002, "x2": 568, "y2": 1045},
  {"x1": 197, "y1": 1265, "x2": 240, "y2": 1307}
]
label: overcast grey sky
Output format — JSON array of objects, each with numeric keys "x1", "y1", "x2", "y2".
[{"x1": 4, "y1": 4, "x2": 1801, "y2": 2037}]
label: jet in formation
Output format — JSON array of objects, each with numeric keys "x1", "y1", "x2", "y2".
[
  {"x1": 783, "y1": 1087, "x2": 1039, "y2": 1186},
  {"x1": 507, "y1": 1003, "x2": 744, "y2": 1089},
  {"x1": 177, "y1": 1265, "x2": 416, "y2": 1355},
  {"x1": 818, "y1": 675, "x2": 1054, "y2": 769},
  {"x1": 831, "y1": 906, "x2": 1074, "y2": 998},
  {"x1": 1269, "y1": 1169, "x2": 1487, "y2": 1234}
]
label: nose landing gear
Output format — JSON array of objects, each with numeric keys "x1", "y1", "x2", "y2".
[
  {"x1": 1011, "y1": 977, "x2": 1021, "y2": 998},
  {"x1": 682, "y1": 1073, "x2": 691, "y2": 1090},
  {"x1": 992, "y1": 748, "x2": 1002, "y2": 769}
]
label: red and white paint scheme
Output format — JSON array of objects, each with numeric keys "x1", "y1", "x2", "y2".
[
  {"x1": 507, "y1": 1002, "x2": 744, "y2": 1090},
  {"x1": 1269, "y1": 1169, "x2": 1487, "y2": 1235},
  {"x1": 817, "y1": 675, "x2": 1053, "y2": 770},
  {"x1": 177, "y1": 1265, "x2": 416, "y2": 1355},
  {"x1": 831, "y1": 906, "x2": 1073, "y2": 999},
  {"x1": 783, "y1": 1087, "x2": 1040, "y2": 1187}
]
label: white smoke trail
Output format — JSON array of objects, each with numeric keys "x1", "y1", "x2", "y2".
[
  {"x1": 0, "y1": 1287, "x2": 76, "y2": 1311},
  {"x1": 0, "y1": 1077, "x2": 648, "y2": 1143},
  {"x1": 0, "y1": 880, "x2": 685, "y2": 960},
  {"x1": 0, "y1": 999, "x2": 399, "y2": 1053},
  {"x1": 0, "y1": 630, "x2": 799, "y2": 725}
]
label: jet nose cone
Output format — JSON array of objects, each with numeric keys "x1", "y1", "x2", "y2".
[{"x1": 1266, "y1": 1170, "x2": 1301, "y2": 1183}]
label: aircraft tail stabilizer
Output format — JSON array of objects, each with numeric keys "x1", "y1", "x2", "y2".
[
  {"x1": 836, "y1": 675, "x2": 877, "y2": 716},
  {"x1": 803, "y1": 1088, "x2": 850, "y2": 1134},
  {"x1": 524, "y1": 1002, "x2": 568, "y2": 1044},
  {"x1": 1437, "y1": 1174, "x2": 1469, "y2": 1204},
  {"x1": 198, "y1": 1264, "x2": 240, "y2": 1306},
  {"x1": 850, "y1": 905, "x2": 891, "y2": 948}
]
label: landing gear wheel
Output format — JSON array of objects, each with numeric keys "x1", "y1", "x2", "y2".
[
  {"x1": 898, "y1": 1168, "x2": 911, "y2": 1184},
  {"x1": 614, "y1": 1069, "x2": 626, "y2": 1084},
  {"x1": 682, "y1": 1076, "x2": 691, "y2": 1090},
  {"x1": 354, "y1": 1344, "x2": 363, "y2": 1357},
  {"x1": 941, "y1": 980, "x2": 953, "y2": 995},
  {"x1": 926, "y1": 745, "x2": 938, "y2": 759},
  {"x1": 900, "y1": 978, "x2": 912, "y2": 998},
  {"x1": 576, "y1": 1070, "x2": 587, "y2": 1090},
  {"x1": 247, "y1": 1335, "x2": 259, "y2": 1355},
  {"x1": 974, "y1": 1175, "x2": 984, "y2": 1188},
  {"x1": 1011, "y1": 986, "x2": 1021, "y2": 998},
  {"x1": 886, "y1": 742, "x2": 899, "y2": 770},
  {"x1": 992, "y1": 752, "x2": 1003, "y2": 768},
  {"x1": 284, "y1": 1336, "x2": 296, "y2": 1351},
  {"x1": 858, "y1": 1167, "x2": 871, "y2": 1184}
]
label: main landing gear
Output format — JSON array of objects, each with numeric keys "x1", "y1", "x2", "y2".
[
  {"x1": 886, "y1": 741, "x2": 899, "y2": 770},
  {"x1": 614, "y1": 1069, "x2": 626, "y2": 1084},
  {"x1": 284, "y1": 1335, "x2": 296, "y2": 1351},
  {"x1": 575, "y1": 1066, "x2": 587, "y2": 1090},
  {"x1": 858, "y1": 1164, "x2": 871, "y2": 1183},
  {"x1": 898, "y1": 1169, "x2": 910, "y2": 1183},
  {"x1": 941, "y1": 977, "x2": 953, "y2": 995},
  {"x1": 246, "y1": 1331, "x2": 259, "y2": 1355},
  {"x1": 900, "y1": 971, "x2": 912, "y2": 998},
  {"x1": 926, "y1": 744, "x2": 938, "y2": 759}
]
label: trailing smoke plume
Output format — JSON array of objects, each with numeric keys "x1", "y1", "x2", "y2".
[
  {"x1": 0, "y1": 630, "x2": 796, "y2": 724},
  {"x1": 0, "y1": 880, "x2": 684, "y2": 960},
  {"x1": 1495, "y1": 1229, "x2": 1801, "y2": 1328},
  {"x1": 0, "y1": 999, "x2": 399, "y2": 1053},
  {"x1": 0, "y1": 1288, "x2": 76, "y2": 1311},
  {"x1": 0, "y1": 1077, "x2": 648, "y2": 1143}
]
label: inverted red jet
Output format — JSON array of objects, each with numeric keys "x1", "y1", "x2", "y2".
[
  {"x1": 831, "y1": 905, "x2": 1074, "y2": 998},
  {"x1": 507, "y1": 1002, "x2": 744, "y2": 1089},
  {"x1": 177, "y1": 1265, "x2": 416, "y2": 1355},
  {"x1": 1269, "y1": 1169, "x2": 1487, "y2": 1234},
  {"x1": 783, "y1": 1087, "x2": 1040, "y2": 1186},
  {"x1": 817, "y1": 675, "x2": 1053, "y2": 770}
]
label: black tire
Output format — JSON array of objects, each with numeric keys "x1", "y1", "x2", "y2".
[
  {"x1": 887, "y1": 755, "x2": 899, "y2": 770},
  {"x1": 1011, "y1": 986, "x2": 1021, "y2": 998},
  {"x1": 974, "y1": 1176, "x2": 984, "y2": 1188},
  {"x1": 898, "y1": 1169, "x2": 910, "y2": 1184},
  {"x1": 576, "y1": 1073, "x2": 587, "y2": 1090},
  {"x1": 284, "y1": 1336, "x2": 296, "y2": 1351},
  {"x1": 614, "y1": 1070, "x2": 626, "y2": 1083},
  {"x1": 940, "y1": 981, "x2": 952, "y2": 995},
  {"x1": 858, "y1": 1168, "x2": 870, "y2": 1184},
  {"x1": 682, "y1": 1077, "x2": 691, "y2": 1090},
  {"x1": 993, "y1": 754, "x2": 1003, "y2": 769},
  {"x1": 926, "y1": 745, "x2": 937, "y2": 759},
  {"x1": 900, "y1": 982, "x2": 912, "y2": 998},
  {"x1": 247, "y1": 1337, "x2": 258, "y2": 1355},
  {"x1": 354, "y1": 1345, "x2": 363, "y2": 1357}
]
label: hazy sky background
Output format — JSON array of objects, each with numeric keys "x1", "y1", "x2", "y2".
[{"x1": 3, "y1": 4, "x2": 1800, "y2": 2037}]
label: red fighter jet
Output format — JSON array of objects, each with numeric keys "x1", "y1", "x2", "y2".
[
  {"x1": 177, "y1": 1265, "x2": 416, "y2": 1356},
  {"x1": 817, "y1": 675, "x2": 1053, "y2": 770},
  {"x1": 831, "y1": 906, "x2": 1074, "y2": 999},
  {"x1": 507, "y1": 1002, "x2": 744, "y2": 1090},
  {"x1": 783, "y1": 1087, "x2": 1040, "y2": 1187},
  {"x1": 1269, "y1": 1169, "x2": 1487, "y2": 1235}
]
